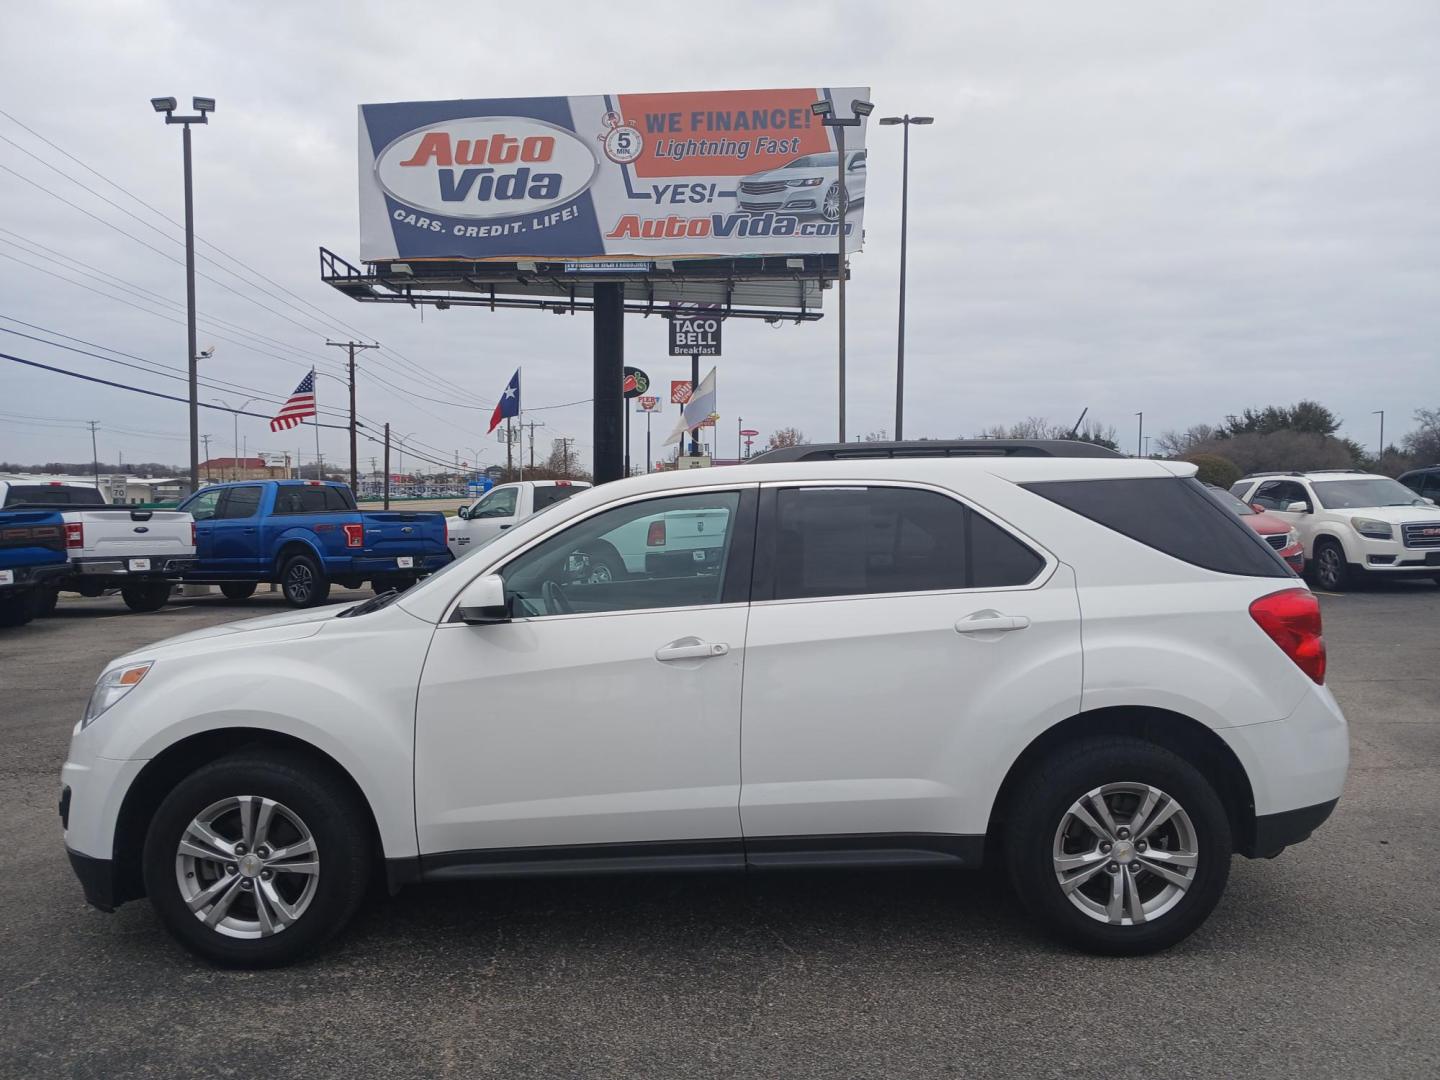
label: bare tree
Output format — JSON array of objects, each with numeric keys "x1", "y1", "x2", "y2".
[{"x1": 767, "y1": 427, "x2": 808, "y2": 450}]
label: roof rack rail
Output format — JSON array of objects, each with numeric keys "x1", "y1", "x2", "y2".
[{"x1": 747, "y1": 439, "x2": 1123, "y2": 464}]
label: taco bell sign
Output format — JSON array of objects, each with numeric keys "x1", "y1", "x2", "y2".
[
  {"x1": 669, "y1": 314, "x2": 722, "y2": 356},
  {"x1": 358, "y1": 87, "x2": 870, "y2": 262}
]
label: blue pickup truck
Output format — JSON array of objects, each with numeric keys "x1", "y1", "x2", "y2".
[
  {"x1": 0, "y1": 508, "x2": 71, "y2": 627},
  {"x1": 177, "y1": 480, "x2": 451, "y2": 607}
]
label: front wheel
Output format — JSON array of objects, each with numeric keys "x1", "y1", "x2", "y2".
[
  {"x1": 280, "y1": 554, "x2": 330, "y2": 608},
  {"x1": 1004, "y1": 737, "x2": 1231, "y2": 955},
  {"x1": 0, "y1": 593, "x2": 35, "y2": 627},
  {"x1": 821, "y1": 182, "x2": 849, "y2": 222},
  {"x1": 121, "y1": 581, "x2": 172, "y2": 612},
  {"x1": 1310, "y1": 539, "x2": 1351, "y2": 591},
  {"x1": 141, "y1": 751, "x2": 372, "y2": 968}
]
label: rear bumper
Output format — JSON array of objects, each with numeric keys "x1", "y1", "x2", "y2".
[
  {"x1": 349, "y1": 553, "x2": 452, "y2": 575},
  {"x1": 0, "y1": 562, "x2": 68, "y2": 588},
  {"x1": 1247, "y1": 799, "x2": 1338, "y2": 858},
  {"x1": 71, "y1": 556, "x2": 196, "y2": 578}
]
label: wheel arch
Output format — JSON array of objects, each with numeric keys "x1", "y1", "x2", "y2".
[
  {"x1": 272, "y1": 536, "x2": 325, "y2": 576},
  {"x1": 985, "y1": 706, "x2": 1258, "y2": 858},
  {"x1": 111, "y1": 727, "x2": 383, "y2": 905}
]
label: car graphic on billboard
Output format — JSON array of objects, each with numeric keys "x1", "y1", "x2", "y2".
[{"x1": 735, "y1": 150, "x2": 867, "y2": 221}]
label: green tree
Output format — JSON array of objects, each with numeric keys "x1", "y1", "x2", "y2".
[
  {"x1": 1220, "y1": 401, "x2": 1341, "y2": 439},
  {"x1": 1183, "y1": 453, "x2": 1242, "y2": 489}
]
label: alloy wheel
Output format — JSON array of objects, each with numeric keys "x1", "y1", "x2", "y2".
[
  {"x1": 1317, "y1": 547, "x2": 1343, "y2": 589},
  {"x1": 287, "y1": 564, "x2": 313, "y2": 603},
  {"x1": 174, "y1": 795, "x2": 320, "y2": 939},
  {"x1": 822, "y1": 183, "x2": 845, "y2": 221},
  {"x1": 1052, "y1": 782, "x2": 1198, "y2": 926}
]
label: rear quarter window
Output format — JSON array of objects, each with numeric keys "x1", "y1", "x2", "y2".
[
  {"x1": 533, "y1": 485, "x2": 581, "y2": 511},
  {"x1": 1023, "y1": 477, "x2": 1289, "y2": 578}
]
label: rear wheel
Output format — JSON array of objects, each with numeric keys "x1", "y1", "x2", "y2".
[
  {"x1": 0, "y1": 593, "x2": 34, "y2": 627},
  {"x1": 121, "y1": 581, "x2": 172, "y2": 612},
  {"x1": 219, "y1": 582, "x2": 257, "y2": 601},
  {"x1": 280, "y1": 554, "x2": 330, "y2": 608},
  {"x1": 31, "y1": 585, "x2": 60, "y2": 617},
  {"x1": 1003, "y1": 737, "x2": 1231, "y2": 955},
  {"x1": 141, "y1": 751, "x2": 372, "y2": 968},
  {"x1": 821, "y1": 182, "x2": 849, "y2": 222},
  {"x1": 1310, "y1": 538, "x2": 1351, "y2": 591}
]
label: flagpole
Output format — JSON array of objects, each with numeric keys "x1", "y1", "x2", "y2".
[
  {"x1": 517, "y1": 365, "x2": 524, "y2": 483},
  {"x1": 311, "y1": 369, "x2": 320, "y2": 480}
]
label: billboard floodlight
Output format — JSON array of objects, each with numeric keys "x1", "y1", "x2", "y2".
[
  {"x1": 851, "y1": 99, "x2": 874, "y2": 117},
  {"x1": 193, "y1": 97, "x2": 216, "y2": 113},
  {"x1": 150, "y1": 97, "x2": 177, "y2": 113},
  {"x1": 810, "y1": 100, "x2": 832, "y2": 117}
]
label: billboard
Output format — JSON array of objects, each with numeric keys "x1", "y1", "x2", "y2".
[{"x1": 358, "y1": 88, "x2": 870, "y2": 262}]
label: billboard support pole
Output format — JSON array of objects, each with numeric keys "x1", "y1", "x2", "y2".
[
  {"x1": 645, "y1": 409, "x2": 652, "y2": 474},
  {"x1": 624, "y1": 398, "x2": 631, "y2": 477},
  {"x1": 383, "y1": 422, "x2": 390, "y2": 510},
  {"x1": 593, "y1": 283, "x2": 625, "y2": 484}
]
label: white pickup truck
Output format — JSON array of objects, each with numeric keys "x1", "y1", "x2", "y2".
[
  {"x1": 447, "y1": 481, "x2": 591, "y2": 558},
  {"x1": 0, "y1": 480, "x2": 196, "y2": 612}
]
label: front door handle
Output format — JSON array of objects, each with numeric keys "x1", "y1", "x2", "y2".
[
  {"x1": 655, "y1": 638, "x2": 730, "y2": 661},
  {"x1": 955, "y1": 611, "x2": 1031, "y2": 634},
  {"x1": 499, "y1": 523, "x2": 511, "y2": 530}
]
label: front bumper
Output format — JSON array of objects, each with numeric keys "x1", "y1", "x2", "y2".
[
  {"x1": 736, "y1": 191, "x2": 821, "y2": 214},
  {"x1": 71, "y1": 555, "x2": 196, "y2": 578},
  {"x1": 66, "y1": 848, "x2": 117, "y2": 912}
]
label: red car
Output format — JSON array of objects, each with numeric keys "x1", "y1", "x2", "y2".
[{"x1": 1206, "y1": 484, "x2": 1305, "y2": 573}]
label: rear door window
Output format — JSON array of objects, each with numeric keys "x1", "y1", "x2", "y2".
[
  {"x1": 1023, "y1": 477, "x2": 1289, "y2": 578},
  {"x1": 216, "y1": 486, "x2": 262, "y2": 519},
  {"x1": 763, "y1": 486, "x2": 1043, "y2": 601}
]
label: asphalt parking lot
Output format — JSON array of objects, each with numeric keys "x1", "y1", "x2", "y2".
[{"x1": 1, "y1": 583, "x2": 1437, "y2": 1079}]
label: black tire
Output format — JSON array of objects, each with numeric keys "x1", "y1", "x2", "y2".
[
  {"x1": 578, "y1": 539, "x2": 627, "y2": 584},
  {"x1": 1003, "y1": 736, "x2": 1232, "y2": 956},
  {"x1": 0, "y1": 593, "x2": 34, "y2": 627},
  {"x1": 142, "y1": 751, "x2": 372, "y2": 968},
  {"x1": 280, "y1": 553, "x2": 330, "y2": 608},
  {"x1": 219, "y1": 582, "x2": 257, "y2": 601},
  {"x1": 121, "y1": 581, "x2": 172, "y2": 612},
  {"x1": 1310, "y1": 537, "x2": 1351, "y2": 591},
  {"x1": 31, "y1": 585, "x2": 60, "y2": 617}
]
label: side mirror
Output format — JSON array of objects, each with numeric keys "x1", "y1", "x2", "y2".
[
  {"x1": 1285, "y1": 501, "x2": 1309, "y2": 514},
  {"x1": 1250, "y1": 503, "x2": 1266, "y2": 514},
  {"x1": 456, "y1": 574, "x2": 509, "y2": 624},
  {"x1": 456, "y1": 504, "x2": 469, "y2": 519},
  {"x1": 1425, "y1": 497, "x2": 1437, "y2": 506}
]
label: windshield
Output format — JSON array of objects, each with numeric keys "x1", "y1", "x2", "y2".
[
  {"x1": 1204, "y1": 485, "x2": 1256, "y2": 517},
  {"x1": 1311, "y1": 478, "x2": 1428, "y2": 510}
]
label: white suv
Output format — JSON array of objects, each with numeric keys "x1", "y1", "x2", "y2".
[
  {"x1": 61, "y1": 458, "x2": 1347, "y2": 966},
  {"x1": 1231, "y1": 470, "x2": 1440, "y2": 591}
]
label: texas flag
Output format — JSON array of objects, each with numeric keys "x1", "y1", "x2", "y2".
[{"x1": 487, "y1": 368, "x2": 521, "y2": 434}]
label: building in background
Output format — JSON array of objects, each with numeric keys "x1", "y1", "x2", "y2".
[{"x1": 198, "y1": 457, "x2": 290, "y2": 482}]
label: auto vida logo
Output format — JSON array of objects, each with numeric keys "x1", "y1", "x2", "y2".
[{"x1": 375, "y1": 116, "x2": 599, "y2": 220}]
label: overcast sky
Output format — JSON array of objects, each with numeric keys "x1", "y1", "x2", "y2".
[{"x1": 1, "y1": 0, "x2": 1436, "y2": 473}]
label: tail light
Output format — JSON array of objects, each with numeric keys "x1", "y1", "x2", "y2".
[
  {"x1": 190, "y1": 521, "x2": 197, "y2": 546},
  {"x1": 65, "y1": 522, "x2": 84, "y2": 549},
  {"x1": 646, "y1": 519, "x2": 666, "y2": 547},
  {"x1": 1249, "y1": 588, "x2": 1326, "y2": 684},
  {"x1": 343, "y1": 523, "x2": 364, "y2": 549}
]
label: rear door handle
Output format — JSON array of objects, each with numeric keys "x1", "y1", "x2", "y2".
[
  {"x1": 655, "y1": 638, "x2": 730, "y2": 661},
  {"x1": 955, "y1": 611, "x2": 1030, "y2": 634},
  {"x1": 499, "y1": 524, "x2": 511, "y2": 530}
]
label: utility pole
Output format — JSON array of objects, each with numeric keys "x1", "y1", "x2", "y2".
[
  {"x1": 383, "y1": 423, "x2": 391, "y2": 510},
  {"x1": 521, "y1": 419, "x2": 546, "y2": 471},
  {"x1": 326, "y1": 340, "x2": 378, "y2": 491},
  {"x1": 556, "y1": 436, "x2": 574, "y2": 479},
  {"x1": 88, "y1": 420, "x2": 100, "y2": 489},
  {"x1": 201, "y1": 434, "x2": 212, "y2": 480},
  {"x1": 1373, "y1": 410, "x2": 1385, "y2": 458}
]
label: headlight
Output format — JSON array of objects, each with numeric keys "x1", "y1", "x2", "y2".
[
  {"x1": 83, "y1": 661, "x2": 153, "y2": 727},
  {"x1": 1285, "y1": 529, "x2": 1301, "y2": 548},
  {"x1": 786, "y1": 177, "x2": 824, "y2": 187},
  {"x1": 1350, "y1": 517, "x2": 1393, "y2": 540}
]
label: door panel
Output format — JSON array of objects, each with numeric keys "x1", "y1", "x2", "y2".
[
  {"x1": 415, "y1": 606, "x2": 747, "y2": 854},
  {"x1": 739, "y1": 573, "x2": 1082, "y2": 840}
]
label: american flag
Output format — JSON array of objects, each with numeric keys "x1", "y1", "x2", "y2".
[{"x1": 270, "y1": 371, "x2": 317, "y2": 432}]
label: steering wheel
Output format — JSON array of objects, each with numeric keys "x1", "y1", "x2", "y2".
[{"x1": 541, "y1": 579, "x2": 574, "y2": 615}]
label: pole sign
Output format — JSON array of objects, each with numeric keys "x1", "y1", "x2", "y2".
[
  {"x1": 357, "y1": 87, "x2": 870, "y2": 262},
  {"x1": 669, "y1": 314, "x2": 722, "y2": 357},
  {"x1": 670, "y1": 380, "x2": 693, "y2": 405},
  {"x1": 637, "y1": 395, "x2": 660, "y2": 411},
  {"x1": 622, "y1": 367, "x2": 650, "y2": 398}
]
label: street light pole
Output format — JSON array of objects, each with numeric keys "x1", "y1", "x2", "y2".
[
  {"x1": 151, "y1": 95, "x2": 214, "y2": 493},
  {"x1": 1373, "y1": 410, "x2": 1385, "y2": 458},
  {"x1": 878, "y1": 114, "x2": 933, "y2": 441},
  {"x1": 1135, "y1": 411, "x2": 1144, "y2": 458},
  {"x1": 211, "y1": 396, "x2": 259, "y2": 479},
  {"x1": 813, "y1": 96, "x2": 874, "y2": 444}
]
